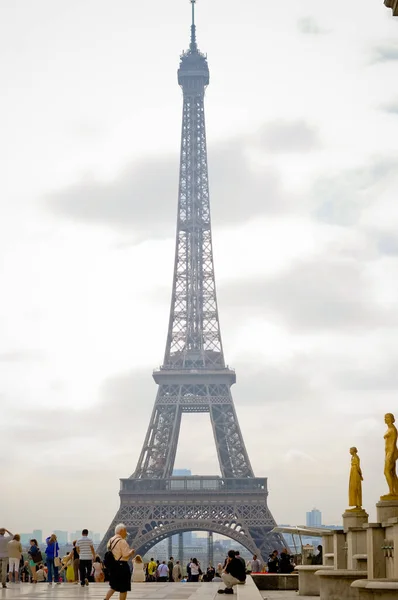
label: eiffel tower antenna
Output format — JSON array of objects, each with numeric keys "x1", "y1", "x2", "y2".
[
  {"x1": 99, "y1": 0, "x2": 286, "y2": 562},
  {"x1": 190, "y1": 0, "x2": 197, "y2": 50}
]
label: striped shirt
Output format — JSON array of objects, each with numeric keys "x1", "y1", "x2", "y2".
[{"x1": 76, "y1": 536, "x2": 94, "y2": 560}]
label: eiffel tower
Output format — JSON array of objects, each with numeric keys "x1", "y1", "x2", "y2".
[{"x1": 99, "y1": 0, "x2": 285, "y2": 562}]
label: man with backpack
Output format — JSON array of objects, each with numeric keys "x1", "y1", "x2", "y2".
[{"x1": 104, "y1": 524, "x2": 134, "y2": 600}]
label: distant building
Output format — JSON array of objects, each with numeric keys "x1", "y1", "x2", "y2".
[
  {"x1": 33, "y1": 530, "x2": 42, "y2": 545},
  {"x1": 54, "y1": 531, "x2": 68, "y2": 545},
  {"x1": 172, "y1": 469, "x2": 192, "y2": 476},
  {"x1": 20, "y1": 534, "x2": 31, "y2": 545},
  {"x1": 20, "y1": 531, "x2": 43, "y2": 546},
  {"x1": 306, "y1": 508, "x2": 322, "y2": 528}
]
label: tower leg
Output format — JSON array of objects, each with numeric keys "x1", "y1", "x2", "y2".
[
  {"x1": 179, "y1": 532, "x2": 184, "y2": 574},
  {"x1": 208, "y1": 531, "x2": 214, "y2": 568}
]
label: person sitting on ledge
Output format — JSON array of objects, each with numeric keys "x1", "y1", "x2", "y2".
[{"x1": 218, "y1": 550, "x2": 246, "y2": 594}]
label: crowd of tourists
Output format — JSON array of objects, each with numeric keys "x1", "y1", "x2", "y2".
[
  {"x1": 266, "y1": 547, "x2": 295, "y2": 574},
  {"x1": 266, "y1": 546, "x2": 322, "y2": 574},
  {"x1": 0, "y1": 524, "x2": 281, "y2": 598},
  {"x1": 0, "y1": 527, "x2": 104, "y2": 589}
]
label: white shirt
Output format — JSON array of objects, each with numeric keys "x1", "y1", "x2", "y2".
[
  {"x1": 76, "y1": 536, "x2": 94, "y2": 560},
  {"x1": 190, "y1": 562, "x2": 200, "y2": 575},
  {"x1": 158, "y1": 563, "x2": 169, "y2": 577}
]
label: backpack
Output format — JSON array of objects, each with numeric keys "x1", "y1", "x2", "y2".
[{"x1": 103, "y1": 539, "x2": 121, "y2": 569}]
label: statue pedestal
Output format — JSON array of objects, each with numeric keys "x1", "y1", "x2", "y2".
[
  {"x1": 376, "y1": 500, "x2": 398, "y2": 523},
  {"x1": 296, "y1": 565, "x2": 333, "y2": 596},
  {"x1": 343, "y1": 509, "x2": 369, "y2": 533},
  {"x1": 364, "y1": 523, "x2": 387, "y2": 579}
]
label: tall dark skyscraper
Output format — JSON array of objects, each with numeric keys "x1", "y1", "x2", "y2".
[{"x1": 99, "y1": 1, "x2": 285, "y2": 560}]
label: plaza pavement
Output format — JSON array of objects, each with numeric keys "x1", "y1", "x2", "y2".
[{"x1": 0, "y1": 583, "x2": 313, "y2": 600}]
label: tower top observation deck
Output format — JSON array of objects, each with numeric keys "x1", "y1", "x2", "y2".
[{"x1": 178, "y1": 0, "x2": 209, "y2": 91}]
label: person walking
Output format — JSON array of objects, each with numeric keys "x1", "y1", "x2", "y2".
[
  {"x1": 76, "y1": 529, "x2": 96, "y2": 587},
  {"x1": 92, "y1": 557, "x2": 104, "y2": 582},
  {"x1": 131, "y1": 555, "x2": 145, "y2": 583},
  {"x1": 8, "y1": 534, "x2": 23, "y2": 584},
  {"x1": 167, "y1": 556, "x2": 174, "y2": 581},
  {"x1": 147, "y1": 557, "x2": 157, "y2": 582},
  {"x1": 189, "y1": 558, "x2": 201, "y2": 582},
  {"x1": 45, "y1": 534, "x2": 60, "y2": 585},
  {"x1": 71, "y1": 541, "x2": 80, "y2": 583},
  {"x1": 27, "y1": 538, "x2": 41, "y2": 583},
  {"x1": 65, "y1": 556, "x2": 76, "y2": 583},
  {"x1": 186, "y1": 558, "x2": 192, "y2": 581},
  {"x1": 172, "y1": 560, "x2": 182, "y2": 582},
  {"x1": 157, "y1": 561, "x2": 169, "y2": 582},
  {"x1": 250, "y1": 554, "x2": 261, "y2": 573},
  {"x1": 0, "y1": 528, "x2": 13, "y2": 588},
  {"x1": 104, "y1": 523, "x2": 135, "y2": 600}
]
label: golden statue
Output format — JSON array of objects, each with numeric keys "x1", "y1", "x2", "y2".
[
  {"x1": 347, "y1": 447, "x2": 363, "y2": 511},
  {"x1": 381, "y1": 413, "x2": 398, "y2": 500}
]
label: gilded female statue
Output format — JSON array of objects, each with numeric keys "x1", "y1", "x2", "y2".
[
  {"x1": 348, "y1": 447, "x2": 363, "y2": 510},
  {"x1": 382, "y1": 413, "x2": 398, "y2": 499}
]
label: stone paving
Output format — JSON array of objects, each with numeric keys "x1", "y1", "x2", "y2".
[
  {"x1": 0, "y1": 583, "x2": 313, "y2": 600},
  {"x1": 0, "y1": 582, "x2": 219, "y2": 600},
  {"x1": 260, "y1": 593, "x2": 310, "y2": 600}
]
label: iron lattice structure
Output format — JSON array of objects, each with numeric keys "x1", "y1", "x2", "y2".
[{"x1": 99, "y1": 1, "x2": 285, "y2": 561}]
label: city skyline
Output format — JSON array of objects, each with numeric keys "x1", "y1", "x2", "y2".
[{"x1": 1, "y1": 0, "x2": 397, "y2": 534}]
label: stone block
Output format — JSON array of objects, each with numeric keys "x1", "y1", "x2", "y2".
[
  {"x1": 352, "y1": 578, "x2": 398, "y2": 600},
  {"x1": 251, "y1": 573, "x2": 298, "y2": 591},
  {"x1": 376, "y1": 500, "x2": 398, "y2": 524},
  {"x1": 364, "y1": 523, "x2": 386, "y2": 580},
  {"x1": 315, "y1": 568, "x2": 367, "y2": 600},
  {"x1": 296, "y1": 565, "x2": 333, "y2": 596},
  {"x1": 236, "y1": 575, "x2": 264, "y2": 600},
  {"x1": 333, "y1": 530, "x2": 347, "y2": 570},
  {"x1": 347, "y1": 528, "x2": 367, "y2": 571}
]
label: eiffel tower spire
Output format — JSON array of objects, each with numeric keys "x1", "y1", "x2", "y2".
[
  {"x1": 190, "y1": 0, "x2": 197, "y2": 50},
  {"x1": 99, "y1": 1, "x2": 286, "y2": 562},
  {"x1": 164, "y1": 1, "x2": 220, "y2": 371}
]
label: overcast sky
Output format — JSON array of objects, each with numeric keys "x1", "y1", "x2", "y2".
[{"x1": 1, "y1": 0, "x2": 398, "y2": 538}]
